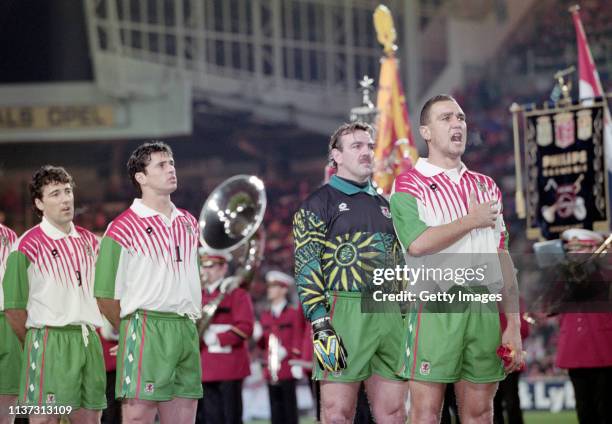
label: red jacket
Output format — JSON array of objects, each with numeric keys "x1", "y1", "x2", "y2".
[
  {"x1": 259, "y1": 304, "x2": 304, "y2": 381},
  {"x1": 555, "y1": 313, "x2": 612, "y2": 369},
  {"x1": 201, "y1": 287, "x2": 254, "y2": 382}
]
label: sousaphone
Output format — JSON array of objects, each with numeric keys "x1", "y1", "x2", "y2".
[{"x1": 197, "y1": 175, "x2": 267, "y2": 334}]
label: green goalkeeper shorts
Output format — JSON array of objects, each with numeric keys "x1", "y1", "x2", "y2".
[
  {"x1": 0, "y1": 312, "x2": 22, "y2": 395},
  {"x1": 402, "y1": 287, "x2": 505, "y2": 383},
  {"x1": 313, "y1": 291, "x2": 408, "y2": 382},
  {"x1": 19, "y1": 325, "x2": 106, "y2": 409},
  {"x1": 116, "y1": 310, "x2": 203, "y2": 401}
]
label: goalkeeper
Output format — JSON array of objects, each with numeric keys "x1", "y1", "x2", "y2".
[{"x1": 293, "y1": 122, "x2": 408, "y2": 423}]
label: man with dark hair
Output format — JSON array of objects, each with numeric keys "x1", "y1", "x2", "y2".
[
  {"x1": 391, "y1": 95, "x2": 523, "y2": 423},
  {"x1": 0, "y1": 222, "x2": 19, "y2": 424},
  {"x1": 95, "y1": 142, "x2": 202, "y2": 424},
  {"x1": 3, "y1": 165, "x2": 107, "y2": 424},
  {"x1": 293, "y1": 122, "x2": 408, "y2": 423}
]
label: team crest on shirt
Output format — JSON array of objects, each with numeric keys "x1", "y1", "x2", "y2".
[
  {"x1": 419, "y1": 361, "x2": 431, "y2": 375},
  {"x1": 380, "y1": 206, "x2": 392, "y2": 219},
  {"x1": 84, "y1": 242, "x2": 94, "y2": 257},
  {"x1": 182, "y1": 221, "x2": 196, "y2": 236},
  {"x1": 51, "y1": 249, "x2": 59, "y2": 258},
  {"x1": 476, "y1": 181, "x2": 487, "y2": 193},
  {"x1": 0, "y1": 235, "x2": 8, "y2": 247},
  {"x1": 46, "y1": 393, "x2": 56, "y2": 404},
  {"x1": 145, "y1": 383, "x2": 155, "y2": 393},
  {"x1": 338, "y1": 203, "x2": 350, "y2": 212}
]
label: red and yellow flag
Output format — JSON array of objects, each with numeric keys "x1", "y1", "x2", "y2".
[{"x1": 373, "y1": 55, "x2": 418, "y2": 194}]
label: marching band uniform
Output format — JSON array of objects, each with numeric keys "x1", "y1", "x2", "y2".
[
  {"x1": 554, "y1": 229, "x2": 612, "y2": 424},
  {"x1": 197, "y1": 251, "x2": 254, "y2": 424},
  {"x1": 258, "y1": 271, "x2": 305, "y2": 424}
]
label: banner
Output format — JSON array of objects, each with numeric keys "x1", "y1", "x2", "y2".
[{"x1": 524, "y1": 101, "x2": 609, "y2": 239}]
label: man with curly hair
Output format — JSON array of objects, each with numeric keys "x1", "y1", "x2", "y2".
[{"x1": 3, "y1": 165, "x2": 106, "y2": 423}]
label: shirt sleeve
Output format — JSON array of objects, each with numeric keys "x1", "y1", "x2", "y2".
[
  {"x1": 390, "y1": 192, "x2": 428, "y2": 252},
  {"x1": 494, "y1": 184, "x2": 509, "y2": 250},
  {"x1": 293, "y1": 208, "x2": 328, "y2": 321},
  {"x1": 94, "y1": 236, "x2": 125, "y2": 299},
  {"x1": 2, "y1": 250, "x2": 31, "y2": 309}
]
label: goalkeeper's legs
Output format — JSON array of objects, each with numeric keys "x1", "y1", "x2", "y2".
[
  {"x1": 320, "y1": 381, "x2": 360, "y2": 423},
  {"x1": 363, "y1": 374, "x2": 407, "y2": 424}
]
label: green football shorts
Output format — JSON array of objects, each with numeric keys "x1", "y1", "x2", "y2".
[
  {"x1": 0, "y1": 312, "x2": 22, "y2": 395},
  {"x1": 19, "y1": 325, "x2": 107, "y2": 409},
  {"x1": 403, "y1": 287, "x2": 504, "y2": 383},
  {"x1": 116, "y1": 310, "x2": 203, "y2": 401},
  {"x1": 313, "y1": 291, "x2": 408, "y2": 382}
]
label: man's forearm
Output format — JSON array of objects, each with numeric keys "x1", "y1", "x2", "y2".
[
  {"x1": 498, "y1": 248, "x2": 520, "y2": 326},
  {"x1": 409, "y1": 216, "x2": 474, "y2": 256},
  {"x1": 5, "y1": 309, "x2": 27, "y2": 343},
  {"x1": 97, "y1": 298, "x2": 121, "y2": 330}
]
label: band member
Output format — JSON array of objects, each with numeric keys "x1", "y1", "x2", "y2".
[
  {"x1": 196, "y1": 249, "x2": 254, "y2": 424},
  {"x1": 293, "y1": 122, "x2": 408, "y2": 423},
  {"x1": 554, "y1": 229, "x2": 612, "y2": 424},
  {"x1": 391, "y1": 95, "x2": 522, "y2": 422},
  {"x1": 0, "y1": 223, "x2": 19, "y2": 424},
  {"x1": 95, "y1": 142, "x2": 202, "y2": 424},
  {"x1": 3, "y1": 166, "x2": 107, "y2": 423},
  {"x1": 258, "y1": 270, "x2": 304, "y2": 424}
]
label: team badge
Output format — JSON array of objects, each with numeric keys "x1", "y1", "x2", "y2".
[
  {"x1": 84, "y1": 242, "x2": 94, "y2": 257},
  {"x1": 46, "y1": 393, "x2": 56, "y2": 404},
  {"x1": 51, "y1": 249, "x2": 59, "y2": 258},
  {"x1": 476, "y1": 181, "x2": 487, "y2": 193},
  {"x1": 145, "y1": 383, "x2": 155, "y2": 393},
  {"x1": 419, "y1": 361, "x2": 431, "y2": 376},
  {"x1": 0, "y1": 235, "x2": 8, "y2": 248},
  {"x1": 380, "y1": 206, "x2": 391, "y2": 218},
  {"x1": 338, "y1": 203, "x2": 350, "y2": 212},
  {"x1": 429, "y1": 183, "x2": 437, "y2": 192},
  {"x1": 182, "y1": 221, "x2": 196, "y2": 236}
]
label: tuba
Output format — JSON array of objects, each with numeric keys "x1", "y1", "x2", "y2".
[{"x1": 197, "y1": 175, "x2": 267, "y2": 336}]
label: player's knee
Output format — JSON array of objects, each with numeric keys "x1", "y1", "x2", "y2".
[
  {"x1": 462, "y1": 402, "x2": 494, "y2": 423},
  {"x1": 372, "y1": 404, "x2": 407, "y2": 424},
  {"x1": 410, "y1": 405, "x2": 441, "y2": 424},
  {"x1": 321, "y1": 400, "x2": 355, "y2": 423}
]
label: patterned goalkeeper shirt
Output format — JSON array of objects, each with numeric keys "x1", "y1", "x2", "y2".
[{"x1": 293, "y1": 175, "x2": 404, "y2": 321}]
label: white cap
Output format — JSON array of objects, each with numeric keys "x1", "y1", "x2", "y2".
[
  {"x1": 265, "y1": 270, "x2": 294, "y2": 287},
  {"x1": 198, "y1": 248, "x2": 232, "y2": 265},
  {"x1": 561, "y1": 228, "x2": 604, "y2": 243}
]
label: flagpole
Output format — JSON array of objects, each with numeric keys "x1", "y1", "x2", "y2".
[{"x1": 510, "y1": 102, "x2": 526, "y2": 219}]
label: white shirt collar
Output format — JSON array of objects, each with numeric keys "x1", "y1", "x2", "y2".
[
  {"x1": 40, "y1": 216, "x2": 80, "y2": 240},
  {"x1": 415, "y1": 158, "x2": 468, "y2": 183},
  {"x1": 130, "y1": 198, "x2": 184, "y2": 221},
  {"x1": 271, "y1": 300, "x2": 287, "y2": 318},
  {"x1": 207, "y1": 278, "x2": 223, "y2": 294}
]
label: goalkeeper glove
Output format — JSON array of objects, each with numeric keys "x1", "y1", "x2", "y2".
[{"x1": 312, "y1": 317, "x2": 348, "y2": 372}]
